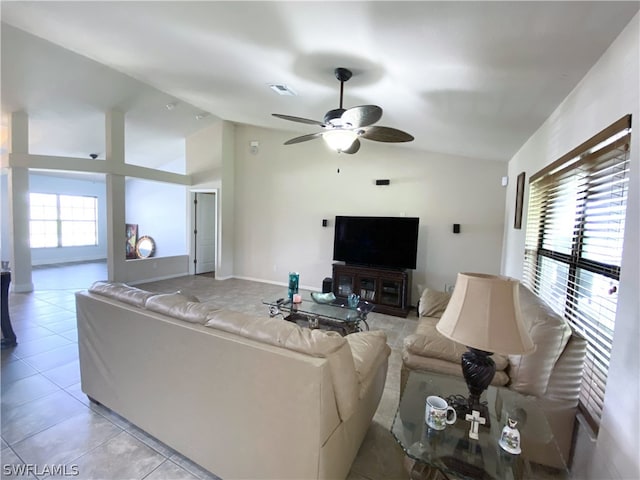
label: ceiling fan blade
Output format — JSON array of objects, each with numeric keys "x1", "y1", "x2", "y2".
[
  {"x1": 272, "y1": 113, "x2": 326, "y2": 127},
  {"x1": 359, "y1": 126, "x2": 414, "y2": 143},
  {"x1": 283, "y1": 132, "x2": 323, "y2": 145},
  {"x1": 341, "y1": 139, "x2": 361, "y2": 154},
  {"x1": 341, "y1": 105, "x2": 383, "y2": 128}
]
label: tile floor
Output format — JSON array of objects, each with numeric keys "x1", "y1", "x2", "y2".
[{"x1": 1, "y1": 262, "x2": 410, "y2": 479}]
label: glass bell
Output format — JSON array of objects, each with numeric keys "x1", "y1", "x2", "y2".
[{"x1": 499, "y1": 417, "x2": 521, "y2": 454}]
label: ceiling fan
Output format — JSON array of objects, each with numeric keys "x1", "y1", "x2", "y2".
[{"x1": 272, "y1": 67, "x2": 414, "y2": 154}]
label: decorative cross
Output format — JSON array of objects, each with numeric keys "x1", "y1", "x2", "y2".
[{"x1": 465, "y1": 410, "x2": 486, "y2": 440}]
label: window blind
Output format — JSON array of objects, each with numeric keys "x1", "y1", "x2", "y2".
[{"x1": 523, "y1": 115, "x2": 631, "y2": 429}]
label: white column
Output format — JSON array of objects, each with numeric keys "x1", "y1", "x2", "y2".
[
  {"x1": 217, "y1": 121, "x2": 235, "y2": 279},
  {"x1": 106, "y1": 109, "x2": 125, "y2": 166},
  {"x1": 105, "y1": 110, "x2": 126, "y2": 282},
  {"x1": 106, "y1": 174, "x2": 126, "y2": 282},
  {"x1": 8, "y1": 112, "x2": 33, "y2": 292}
]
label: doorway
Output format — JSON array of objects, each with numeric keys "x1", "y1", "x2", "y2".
[{"x1": 192, "y1": 191, "x2": 217, "y2": 276}]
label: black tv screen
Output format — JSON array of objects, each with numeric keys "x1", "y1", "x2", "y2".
[{"x1": 333, "y1": 216, "x2": 419, "y2": 270}]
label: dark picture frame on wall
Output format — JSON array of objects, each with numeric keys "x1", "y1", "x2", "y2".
[
  {"x1": 126, "y1": 223, "x2": 138, "y2": 259},
  {"x1": 514, "y1": 172, "x2": 526, "y2": 229}
]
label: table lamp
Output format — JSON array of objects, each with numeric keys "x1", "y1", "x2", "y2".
[{"x1": 436, "y1": 273, "x2": 534, "y2": 424}]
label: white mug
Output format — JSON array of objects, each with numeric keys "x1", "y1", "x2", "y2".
[{"x1": 425, "y1": 395, "x2": 457, "y2": 430}]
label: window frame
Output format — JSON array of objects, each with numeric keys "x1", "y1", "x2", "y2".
[
  {"x1": 29, "y1": 193, "x2": 99, "y2": 248},
  {"x1": 523, "y1": 115, "x2": 631, "y2": 431}
]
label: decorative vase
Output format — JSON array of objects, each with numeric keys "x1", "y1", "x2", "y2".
[
  {"x1": 348, "y1": 293, "x2": 360, "y2": 308},
  {"x1": 288, "y1": 272, "x2": 299, "y2": 300}
]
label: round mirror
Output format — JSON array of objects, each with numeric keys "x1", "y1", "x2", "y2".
[{"x1": 136, "y1": 236, "x2": 155, "y2": 259}]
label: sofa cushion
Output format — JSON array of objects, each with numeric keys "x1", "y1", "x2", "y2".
[
  {"x1": 404, "y1": 318, "x2": 509, "y2": 371},
  {"x1": 204, "y1": 309, "x2": 360, "y2": 421},
  {"x1": 507, "y1": 285, "x2": 572, "y2": 397},
  {"x1": 175, "y1": 290, "x2": 200, "y2": 302},
  {"x1": 204, "y1": 309, "x2": 346, "y2": 356},
  {"x1": 418, "y1": 288, "x2": 451, "y2": 318},
  {"x1": 402, "y1": 350, "x2": 510, "y2": 386},
  {"x1": 88, "y1": 281, "x2": 155, "y2": 307},
  {"x1": 146, "y1": 291, "x2": 199, "y2": 305},
  {"x1": 146, "y1": 293, "x2": 218, "y2": 325}
]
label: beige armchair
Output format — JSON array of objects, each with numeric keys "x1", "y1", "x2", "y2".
[{"x1": 402, "y1": 284, "x2": 587, "y2": 466}]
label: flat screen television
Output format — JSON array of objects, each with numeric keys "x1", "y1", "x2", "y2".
[{"x1": 333, "y1": 216, "x2": 419, "y2": 270}]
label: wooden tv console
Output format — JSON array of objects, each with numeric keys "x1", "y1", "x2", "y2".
[{"x1": 332, "y1": 263, "x2": 411, "y2": 318}]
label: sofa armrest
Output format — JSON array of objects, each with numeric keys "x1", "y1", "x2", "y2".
[
  {"x1": 544, "y1": 332, "x2": 587, "y2": 403},
  {"x1": 508, "y1": 285, "x2": 573, "y2": 397},
  {"x1": 346, "y1": 331, "x2": 391, "y2": 397}
]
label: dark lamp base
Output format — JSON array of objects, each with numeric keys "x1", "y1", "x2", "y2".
[{"x1": 461, "y1": 347, "x2": 496, "y2": 427}]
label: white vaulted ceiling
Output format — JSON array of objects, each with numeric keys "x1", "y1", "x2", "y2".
[{"x1": 2, "y1": 1, "x2": 638, "y2": 166}]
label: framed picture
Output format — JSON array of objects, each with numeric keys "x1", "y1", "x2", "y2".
[
  {"x1": 126, "y1": 223, "x2": 138, "y2": 259},
  {"x1": 514, "y1": 172, "x2": 525, "y2": 229}
]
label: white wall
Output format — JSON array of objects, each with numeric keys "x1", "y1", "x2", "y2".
[
  {"x1": 186, "y1": 122, "x2": 223, "y2": 189},
  {"x1": 28, "y1": 173, "x2": 108, "y2": 265},
  {"x1": 125, "y1": 177, "x2": 188, "y2": 257},
  {"x1": 0, "y1": 173, "x2": 10, "y2": 264},
  {"x1": 217, "y1": 121, "x2": 236, "y2": 279},
  {"x1": 187, "y1": 121, "x2": 231, "y2": 278},
  {"x1": 501, "y1": 13, "x2": 639, "y2": 480},
  {"x1": 231, "y1": 124, "x2": 507, "y2": 297},
  {"x1": 123, "y1": 255, "x2": 190, "y2": 285}
]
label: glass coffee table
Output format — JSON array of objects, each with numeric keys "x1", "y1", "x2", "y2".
[
  {"x1": 262, "y1": 293, "x2": 373, "y2": 335},
  {"x1": 392, "y1": 371, "x2": 569, "y2": 480}
]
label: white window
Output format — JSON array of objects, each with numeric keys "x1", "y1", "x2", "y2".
[
  {"x1": 523, "y1": 115, "x2": 631, "y2": 430},
  {"x1": 29, "y1": 193, "x2": 98, "y2": 248}
]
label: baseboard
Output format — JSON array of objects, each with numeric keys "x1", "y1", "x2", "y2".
[
  {"x1": 232, "y1": 275, "x2": 321, "y2": 292},
  {"x1": 575, "y1": 411, "x2": 597, "y2": 442},
  {"x1": 11, "y1": 282, "x2": 34, "y2": 293},
  {"x1": 128, "y1": 273, "x2": 190, "y2": 286},
  {"x1": 32, "y1": 257, "x2": 107, "y2": 267}
]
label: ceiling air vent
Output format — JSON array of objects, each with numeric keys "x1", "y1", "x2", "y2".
[{"x1": 269, "y1": 84, "x2": 297, "y2": 96}]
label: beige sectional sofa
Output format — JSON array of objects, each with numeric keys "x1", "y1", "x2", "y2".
[
  {"x1": 76, "y1": 281, "x2": 391, "y2": 480},
  {"x1": 402, "y1": 284, "x2": 587, "y2": 466}
]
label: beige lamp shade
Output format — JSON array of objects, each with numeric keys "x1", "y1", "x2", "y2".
[{"x1": 436, "y1": 273, "x2": 534, "y2": 355}]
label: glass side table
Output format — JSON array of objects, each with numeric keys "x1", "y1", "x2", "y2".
[
  {"x1": 262, "y1": 293, "x2": 373, "y2": 335},
  {"x1": 391, "y1": 371, "x2": 569, "y2": 480}
]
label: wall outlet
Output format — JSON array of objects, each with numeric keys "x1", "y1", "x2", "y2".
[{"x1": 445, "y1": 284, "x2": 455, "y2": 293}]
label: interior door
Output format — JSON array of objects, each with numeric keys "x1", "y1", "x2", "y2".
[{"x1": 194, "y1": 192, "x2": 216, "y2": 275}]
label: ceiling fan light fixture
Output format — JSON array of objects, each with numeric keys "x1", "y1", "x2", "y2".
[
  {"x1": 323, "y1": 129, "x2": 358, "y2": 152},
  {"x1": 273, "y1": 67, "x2": 413, "y2": 153}
]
